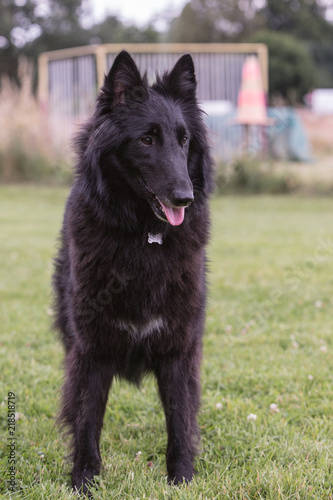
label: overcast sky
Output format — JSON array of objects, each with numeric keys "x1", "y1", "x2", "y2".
[
  {"x1": 89, "y1": 0, "x2": 333, "y2": 27},
  {"x1": 89, "y1": 0, "x2": 188, "y2": 28}
]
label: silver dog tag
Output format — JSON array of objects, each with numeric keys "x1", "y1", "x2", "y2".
[{"x1": 148, "y1": 233, "x2": 163, "y2": 245}]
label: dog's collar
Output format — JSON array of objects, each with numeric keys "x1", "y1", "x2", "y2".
[{"x1": 148, "y1": 232, "x2": 163, "y2": 245}]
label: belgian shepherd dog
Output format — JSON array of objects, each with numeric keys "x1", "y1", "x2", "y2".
[{"x1": 53, "y1": 50, "x2": 213, "y2": 495}]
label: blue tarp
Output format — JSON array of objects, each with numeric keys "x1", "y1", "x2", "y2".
[{"x1": 267, "y1": 107, "x2": 312, "y2": 162}]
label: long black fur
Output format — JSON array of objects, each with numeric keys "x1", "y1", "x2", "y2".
[{"x1": 53, "y1": 50, "x2": 214, "y2": 495}]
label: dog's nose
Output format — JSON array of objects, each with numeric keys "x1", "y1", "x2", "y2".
[{"x1": 171, "y1": 190, "x2": 194, "y2": 207}]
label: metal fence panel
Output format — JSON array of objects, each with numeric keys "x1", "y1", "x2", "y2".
[{"x1": 38, "y1": 44, "x2": 268, "y2": 159}]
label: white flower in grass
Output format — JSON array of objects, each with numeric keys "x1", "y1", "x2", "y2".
[
  {"x1": 270, "y1": 403, "x2": 279, "y2": 413},
  {"x1": 247, "y1": 413, "x2": 257, "y2": 422},
  {"x1": 315, "y1": 300, "x2": 323, "y2": 308},
  {"x1": 292, "y1": 341, "x2": 299, "y2": 349},
  {"x1": 216, "y1": 402, "x2": 223, "y2": 410},
  {"x1": 308, "y1": 374, "x2": 314, "y2": 381},
  {"x1": 320, "y1": 345, "x2": 327, "y2": 353}
]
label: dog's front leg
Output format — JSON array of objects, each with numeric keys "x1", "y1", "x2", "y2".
[
  {"x1": 59, "y1": 347, "x2": 114, "y2": 496},
  {"x1": 155, "y1": 349, "x2": 201, "y2": 484}
]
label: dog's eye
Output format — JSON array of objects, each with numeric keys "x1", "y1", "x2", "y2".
[
  {"x1": 182, "y1": 136, "x2": 188, "y2": 145},
  {"x1": 141, "y1": 137, "x2": 153, "y2": 146}
]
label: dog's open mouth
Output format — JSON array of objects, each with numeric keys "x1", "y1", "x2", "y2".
[{"x1": 139, "y1": 178, "x2": 188, "y2": 226}]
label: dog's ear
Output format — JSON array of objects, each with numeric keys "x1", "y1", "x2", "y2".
[
  {"x1": 102, "y1": 51, "x2": 148, "y2": 107},
  {"x1": 166, "y1": 54, "x2": 197, "y2": 101}
]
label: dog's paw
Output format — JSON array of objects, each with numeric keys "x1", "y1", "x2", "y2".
[
  {"x1": 72, "y1": 468, "x2": 99, "y2": 497},
  {"x1": 167, "y1": 464, "x2": 194, "y2": 486}
]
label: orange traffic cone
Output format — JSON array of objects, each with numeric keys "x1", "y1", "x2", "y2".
[{"x1": 236, "y1": 56, "x2": 273, "y2": 126}]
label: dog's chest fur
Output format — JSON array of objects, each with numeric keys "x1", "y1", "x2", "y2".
[{"x1": 114, "y1": 316, "x2": 165, "y2": 339}]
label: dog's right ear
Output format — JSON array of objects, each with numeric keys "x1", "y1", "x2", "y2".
[{"x1": 101, "y1": 51, "x2": 148, "y2": 107}]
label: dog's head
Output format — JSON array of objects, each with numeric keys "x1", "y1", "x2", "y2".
[{"x1": 90, "y1": 51, "x2": 206, "y2": 226}]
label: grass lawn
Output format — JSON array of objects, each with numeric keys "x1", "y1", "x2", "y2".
[{"x1": 0, "y1": 185, "x2": 333, "y2": 499}]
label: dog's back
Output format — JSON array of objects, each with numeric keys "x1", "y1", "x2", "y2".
[{"x1": 53, "y1": 50, "x2": 213, "y2": 495}]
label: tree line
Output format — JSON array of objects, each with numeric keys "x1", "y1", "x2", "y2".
[{"x1": 1, "y1": 0, "x2": 333, "y2": 102}]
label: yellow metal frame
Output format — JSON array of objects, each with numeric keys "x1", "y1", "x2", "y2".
[{"x1": 38, "y1": 43, "x2": 268, "y2": 104}]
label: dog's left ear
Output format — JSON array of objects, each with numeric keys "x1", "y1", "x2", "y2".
[
  {"x1": 167, "y1": 54, "x2": 197, "y2": 101},
  {"x1": 101, "y1": 51, "x2": 148, "y2": 107}
]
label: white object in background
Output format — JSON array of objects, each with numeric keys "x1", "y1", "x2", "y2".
[
  {"x1": 200, "y1": 100, "x2": 234, "y2": 116},
  {"x1": 311, "y1": 89, "x2": 333, "y2": 114}
]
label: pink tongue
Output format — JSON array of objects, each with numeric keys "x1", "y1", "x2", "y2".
[{"x1": 159, "y1": 202, "x2": 185, "y2": 226}]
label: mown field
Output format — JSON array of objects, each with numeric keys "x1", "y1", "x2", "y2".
[{"x1": 0, "y1": 185, "x2": 333, "y2": 499}]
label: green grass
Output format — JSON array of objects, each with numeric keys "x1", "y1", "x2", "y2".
[{"x1": 1, "y1": 185, "x2": 333, "y2": 499}]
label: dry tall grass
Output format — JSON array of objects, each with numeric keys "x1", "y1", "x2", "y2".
[{"x1": 0, "y1": 58, "x2": 71, "y2": 183}]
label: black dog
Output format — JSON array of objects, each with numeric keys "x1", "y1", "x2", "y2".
[{"x1": 53, "y1": 50, "x2": 213, "y2": 495}]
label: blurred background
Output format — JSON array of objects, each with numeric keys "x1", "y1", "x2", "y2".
[
  {"x1": 2, "y1": 5, "x2": 333, "y2": 496},
  {"x1": 1, "y1": 0, "x2": 333, "y2": 194}
]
